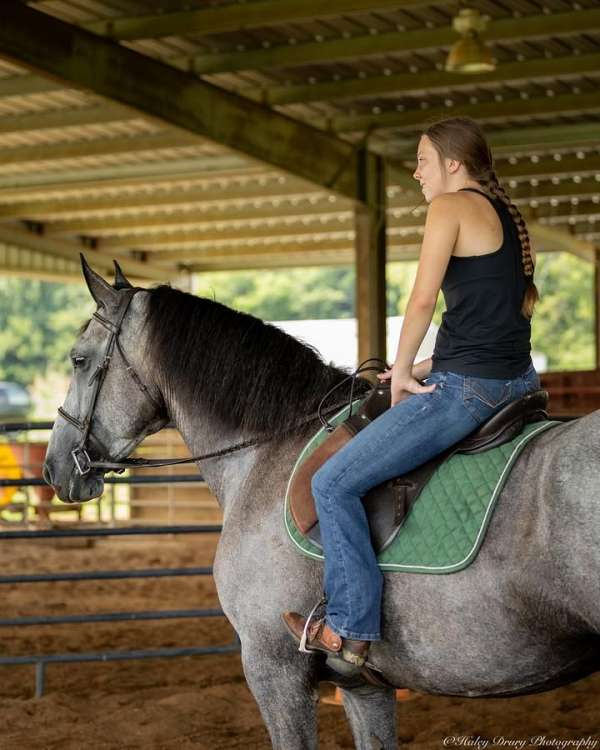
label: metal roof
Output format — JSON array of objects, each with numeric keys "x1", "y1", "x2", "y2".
[{"x1": 0, "y1": 0, "x2": 598, "y2": 281}]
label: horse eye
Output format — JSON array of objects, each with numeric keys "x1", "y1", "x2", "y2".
[{"x1": 72, "y1": 355, "x2": 87, "y2": 369}]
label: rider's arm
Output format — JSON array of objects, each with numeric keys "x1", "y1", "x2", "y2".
[
  {"x1": 392, "y1": 195, "x2": 458, "y2": 378},
  {"x1": 412, "y1": 357, "x2": 432, "y2": 381}
]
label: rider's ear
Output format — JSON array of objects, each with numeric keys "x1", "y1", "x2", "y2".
[
  {"x1": 113, "y1": 260, "x2": 133, "y2": 290},
  {"x1": 81, "y1": 254, "x2": 118, "y2": 309}
]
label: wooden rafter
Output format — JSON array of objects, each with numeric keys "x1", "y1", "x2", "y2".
[
  {"x1": 83, "y1": 0, "x2": 453, "y2": 40},
  {"x1": 0, "y1": 131, "x2": 204, "y2": 166},
  {"x1": 529, "y1": 221, "x2": 596, "y2": 263},
  {"x1": 0, "y1": 156, "x2": 257, "y2": 194},
  {"x1": 0, "y1": 2, "x2": 365, "y2": 201},
  {"x1": 0, "y1": 224, "x2": 173, "y2": 281},
  {"x1": 39, "y1": 198, "x2": 600, "y2": 237},
  {"x1": 175, "y1": 7, "x2": 600, "y2": 74},
  {"x1": 240, "y1": 52, "x2": 600, "y2": 107},
  {"x1": 388, "y1": 122, "x2": 600, "y2": 161},
  {"x1": 0, "y1": 181, "x2": 329, "y2": 219},
  {"x1": 316, "y1": 91, "x2": 600, "y2": 134},
  {"x1": 0, "y1": 103, "x2": 139, "y2": 135}
]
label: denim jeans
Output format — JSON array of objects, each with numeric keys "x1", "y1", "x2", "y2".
[{"x1": 311, "y1": 361, "x2": 541, "y2": 640}]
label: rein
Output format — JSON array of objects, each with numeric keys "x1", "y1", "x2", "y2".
[{"x1": 57, "y1": 288, "x2": 388, "y2": 476}]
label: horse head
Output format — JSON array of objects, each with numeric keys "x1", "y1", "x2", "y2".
[{"x1": 43, "y1": 257, "x2": 168, "y2": 502}]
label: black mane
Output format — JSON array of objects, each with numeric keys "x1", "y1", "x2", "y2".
[{"x1": 145, "y1": 285, "x2": 369, "y2": 437}]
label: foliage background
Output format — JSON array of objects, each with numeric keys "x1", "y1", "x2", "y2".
[
  {"x1": 0, "y1": 251, "x2": 594, "y2": 416},
  {"x1": 194, "y1": 252, "x2": 595, "y2": 372}
]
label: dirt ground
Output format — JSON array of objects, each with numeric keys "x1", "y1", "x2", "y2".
[{"x1": 0, "y1": 533, "x2": 597, "y2": 750}]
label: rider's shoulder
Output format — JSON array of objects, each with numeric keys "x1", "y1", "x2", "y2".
[
  {"x1": 426, "y1": 192, "x2": 463, "y2": 211},
  {"x1": 424, "y1": 193, "x2": 461, "y2": 226}
]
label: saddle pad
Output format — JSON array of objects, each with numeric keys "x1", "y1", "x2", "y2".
[{"x1": 284, "y1": 405, "x2": 561, "y2": 574}]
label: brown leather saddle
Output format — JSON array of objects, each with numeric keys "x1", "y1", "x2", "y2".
[{"x1": 289, "y1": 382, "x2": 550, "y2": 553}]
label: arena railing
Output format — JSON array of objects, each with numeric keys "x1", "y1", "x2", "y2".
[{"x1": 0, "y1": 420, "x2": 237, "y2": 698}]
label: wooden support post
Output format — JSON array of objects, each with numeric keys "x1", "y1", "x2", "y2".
[
  {"x1": 354, "y1": 148, "x2": 387, "y2": 369},
  {"x1": 595, "y1": 247, "x2": 600, "y2": 371}
]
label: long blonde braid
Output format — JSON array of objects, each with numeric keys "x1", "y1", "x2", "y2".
[{"x1": 480, "y1": 170, "x2": 540, "y2": 319}]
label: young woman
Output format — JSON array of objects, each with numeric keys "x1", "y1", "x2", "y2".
[{"x1": 283, "y1": 116, "x2": 541, "y2": 674}]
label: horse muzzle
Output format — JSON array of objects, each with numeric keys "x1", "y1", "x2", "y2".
[{"x1": 43, "y1": 458, "x2": 105, "y2": 503}]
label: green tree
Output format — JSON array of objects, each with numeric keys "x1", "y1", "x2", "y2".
[
  {"x1": 195, "y1": 266, "x2": 357, "y2": 320},
  {"x1": 193, "y1": 254, "x2": 596, "y2": 372},
  {"x1": 0, "y1": 250, "x2": 593, "y2": 394},
  {"x1": 530, "y1": 252, "x2": 595, "y2": 370},
  {"x1": 0, "y1": 279, "x2": 93, "y2": 386}
]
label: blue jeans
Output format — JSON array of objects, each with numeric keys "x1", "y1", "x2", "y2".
[{"x1": 311, "y1": 361, "x2": 541, "y2": 640}]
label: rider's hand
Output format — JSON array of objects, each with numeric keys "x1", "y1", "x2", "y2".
[{"x1": 377, "y1": 366, "x2": 436, "y2": 407}]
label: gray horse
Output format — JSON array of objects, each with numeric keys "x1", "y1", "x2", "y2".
[{"x1": 44, "y1": 260, "x2": 600, "y2": 749}]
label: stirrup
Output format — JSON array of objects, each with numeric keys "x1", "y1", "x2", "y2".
[{"x1": 298, "y1": 595, "x2": 327, "y2": 654}]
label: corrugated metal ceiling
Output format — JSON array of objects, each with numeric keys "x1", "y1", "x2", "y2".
[{"x1": 0, "y1": 0, "x2": 597, "y2": 278}]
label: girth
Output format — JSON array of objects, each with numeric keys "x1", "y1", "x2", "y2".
[{"x1": 288, "y1": 382, "x2": 550, "y2": 553}]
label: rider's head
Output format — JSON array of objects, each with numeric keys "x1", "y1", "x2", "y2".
[
  {"x1": 412, "y1": 116, "x2": 539, "y2": 320},
  {"x1": 413, "y1": 116, "x2": 493, "y2": 202}
]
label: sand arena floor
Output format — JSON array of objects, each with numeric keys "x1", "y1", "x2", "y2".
[{"x1": 0, "y1": 534, "x2": 597, "y2": 750}]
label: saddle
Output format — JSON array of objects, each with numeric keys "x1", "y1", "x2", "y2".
[{"x1": 289, "y1": 382, "x2": 550, "y2": 553}]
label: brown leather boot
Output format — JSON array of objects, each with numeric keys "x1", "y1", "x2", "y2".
[{"x1": 282, "y1": 611, "x2": 369, "y2": 674}]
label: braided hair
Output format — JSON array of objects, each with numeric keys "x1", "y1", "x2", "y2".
[{"x1": 422, "y1": 116, "x2": 540, "y2": 319}]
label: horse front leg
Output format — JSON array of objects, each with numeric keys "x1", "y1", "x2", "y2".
[
  {"x1": 240, "y1": 634, "x2": 320, "y2": 750},
  {"x1": 341, "y1": 684, "x2": 398, "y2": 749}
]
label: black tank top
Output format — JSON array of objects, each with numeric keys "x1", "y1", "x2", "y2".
[{"x1": 430, "y1": 187, "x2": 532, "y2": 379}]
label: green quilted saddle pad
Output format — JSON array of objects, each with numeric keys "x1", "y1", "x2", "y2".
[{"x1": 284, "y1": 400, "x2": 561, "y2": 574}]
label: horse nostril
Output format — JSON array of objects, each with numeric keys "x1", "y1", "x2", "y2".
[{"x1": 42, "y1": 462, "x2": 53, "y2": 486}]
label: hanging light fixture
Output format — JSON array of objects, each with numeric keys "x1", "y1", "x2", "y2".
[{"x1": 445, "y1": 8, "x2": 495, "y2": 74}]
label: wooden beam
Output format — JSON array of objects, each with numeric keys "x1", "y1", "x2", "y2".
[
  {"x1": 45, "y1": 203, "x2": 355, "y2": 235},
  {"x1": 0, "y1": 103, "x2": 137, "y2": 135},
  {"x1": 241, "y1": 52, "x2": 600, "y2": 107},
  {"x1": 0, "y1": 73, "x2": 59, "y2": 97},
  {"x1": 547, "y1": 220, "x2": 600, "y2": 239},
  {"x1": 151, "y1": 230, "x2": 407, "y2": 262},
  {"x1": 390, "y1": 151, "x2": 600, "y2": 190},
  {"x1": 528, "y1": 221, "x2": 597, "y2": 263},
  {"x1": 83, "y1": 0, "x2": 450, "y2": 40},
  {"x1": 318, "y1": 91, "x2": 600, "y2": 134},
  {"x1": 184, "y1": 247, "x2": 408, "y2": 271},
  {"x1": 0, "y1": 179, "x2": 327, "y2": 219},
  {"x1": 0, "y1": 155, "x2": 258, "y2": 194},
  {"x1": 0, "y1": 2, "x2": 360, "y2": 200},
  {"x1": 90, "y1": 222, "x2": 428, "y2": 253},
  {"x1": 595, "y1": 248, "x2": 600, "y2": 370},
  {"x1": 355, "y1": 149, "x2": 387, "y2": 365},
  {"x1": 390, "y1": 178, "x2": 600, "y2": 208},
  {"x1": 0, "y1": 223, "x2": 174, "y2": 281},
  {"x1": 163, "y1": 239, "x2": 420, "y2": 263},
  {"x1": 42, "y1": 197, "x2": 600, "y2": 237},
  {"x1": 0, "y1": 131, "x2": 203, "y2": 167},
  {"x1": 0, "y1": 241, "x2": 80, "y2": 282},
  {"x1": 388, "y1": 122, "x2": 600, "y2": 160},
  {"x1": 0, "y1": 176, "x2": 600, "y2": 222},
  {"x1": 178, "y1": 7, "x2": 600, "y2": 74},
  {"x1": 99, "y1": 228, "x2": 354, "y2": 251}
]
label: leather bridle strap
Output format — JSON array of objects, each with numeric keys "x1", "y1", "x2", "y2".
[
  {"x1": 57, "y1": 289, "x2": 152, "y2": 476},
  {"x1": 86, "y1": 396, "x2": 358, "y2": 472}
]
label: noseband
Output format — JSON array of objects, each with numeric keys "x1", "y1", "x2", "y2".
[
  {"x1": 58, "y1": 288, "x2": 163, "y2": 476},
  {"x1": 57, "y1": 288, "x2": 386, "y2": 477}
]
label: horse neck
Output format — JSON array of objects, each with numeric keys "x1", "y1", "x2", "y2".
[{"x1": 159, "y1": 378, "x2": 255, "y2": 505}]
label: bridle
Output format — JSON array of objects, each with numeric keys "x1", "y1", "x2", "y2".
[
  {"x1": 57, "y1": 287, "x2": 387, "y2": 477},
  {"x1": 57, "y1": 288, "x2": 164, "y2": 476}
]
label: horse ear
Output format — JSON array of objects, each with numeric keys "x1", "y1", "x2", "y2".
[
  {"x1": 113, "y1": 260, "x2": 132, "y2": 290},
  {"x1": 80, "y1": 254, "x2": 118, "y2": 308}
]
